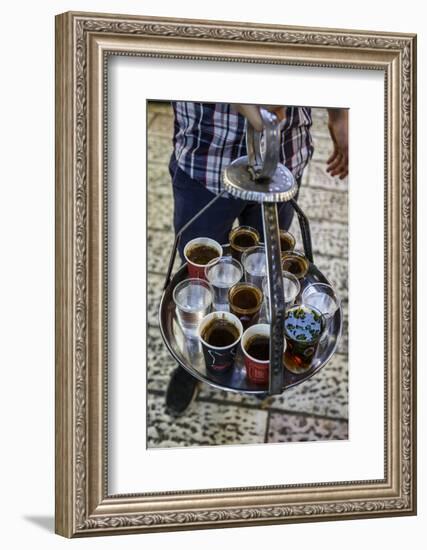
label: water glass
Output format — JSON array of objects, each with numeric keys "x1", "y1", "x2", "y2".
[
  {"x1": 302, "y1": 283, "x2": 341, "y2": 321},
  {"x1": 205, "y1": 256, "x2": 243, "y2": 311},
  {"x1": 241, "y1": 245, "x2": 267, "y2": 289},
  {"x1": 262, "y1": 271, "x2": 300, "y2": 322},
  {"x1": 173, "y1": 278, "x2": 213, "y2": 336}
]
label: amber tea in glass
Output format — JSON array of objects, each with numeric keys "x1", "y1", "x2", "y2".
[
  {"x1": 228, "y1": 282, "x2": 263, "y2": 329},
  {"x1": 229, "y1": 226, "x2": 260, "y2": 261},
  {"x1": 279, "y1": 230, "x2": 296, "y2": 255},
  {"x1": 281, "y1": 251, "x2": 309, "y2": 279},
  {"x1": 284, "y1": 305, "x2": 325, "y2": 374}
]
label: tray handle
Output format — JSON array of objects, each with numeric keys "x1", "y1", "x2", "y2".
[
  {"x1": 163, "y1": 190, "x2": 226, "y2": 290},
  {"x1": 290, "y1": 198, "x2": 314, "y2": 264}
]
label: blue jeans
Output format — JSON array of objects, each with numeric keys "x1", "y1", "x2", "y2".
[{"x1": 169, "y1": 155, "x2": 301, "y2": 260}]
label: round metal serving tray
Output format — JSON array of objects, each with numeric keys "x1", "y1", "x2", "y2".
[{"x1": 159, "y1": 247, "x2": 343, "y2": 395}]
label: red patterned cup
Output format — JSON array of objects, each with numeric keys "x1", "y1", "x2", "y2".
[
  {"x1": 184, "y1": 237, "x2": 223, "y2": 279},
  {"x1": 241, "y1": 324, "x2": 287, "y2": 385}
]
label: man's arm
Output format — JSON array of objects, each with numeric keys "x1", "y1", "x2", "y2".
[
  {"x1": 232, "y1": 104, "x2": 286, "y2": 131},
  {"x1": 234, "y1": 104, "x2": 349, "y2": 180},
  {"x1": 326, "y1": 108, "x2": 348, "y2": 180}
]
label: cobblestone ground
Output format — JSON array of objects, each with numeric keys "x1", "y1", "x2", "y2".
[{"x1": 146, "y1": 102, "x2": 348, "y2": 448}]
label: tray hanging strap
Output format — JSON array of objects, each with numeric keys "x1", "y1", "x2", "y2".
[{"x1": 163, "y1": 190, "x2": 226, "y2": 290}]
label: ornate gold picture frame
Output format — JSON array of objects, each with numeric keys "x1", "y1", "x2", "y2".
[{"x1": 55, "y1": 11, "x2": 416, "y2": 537}]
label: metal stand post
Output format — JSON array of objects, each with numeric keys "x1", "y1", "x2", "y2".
[{"x1": 262, "y1": 203, "x2": 285, "y2": 395}]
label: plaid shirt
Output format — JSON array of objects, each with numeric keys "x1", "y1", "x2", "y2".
[{"x1": 172, "y1": 102, "x2": 313, "y2": 194}]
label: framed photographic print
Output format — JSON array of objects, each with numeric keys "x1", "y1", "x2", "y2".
[{"x1": 55, "y1": 11, "x2": 417, "y2": 537}]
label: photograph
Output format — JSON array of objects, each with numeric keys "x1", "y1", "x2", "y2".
[{"x1": 147, "y1": 100, "x2": 349, "y2": 448}]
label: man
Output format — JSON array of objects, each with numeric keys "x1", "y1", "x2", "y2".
[{"x1": 166, "y1": 102, "x2": 348, "y2": 415}]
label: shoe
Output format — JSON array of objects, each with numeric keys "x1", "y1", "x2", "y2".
[{"x1": 165, "y1": 366, "x2": 199, "y2": 416}]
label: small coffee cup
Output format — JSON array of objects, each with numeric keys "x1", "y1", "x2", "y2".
[
  {"x1": 229, "y1": 225, "x2": 260, "y2": 261},
  {"x1": 281, "y1": 250, "x2": 309, "y2": 280},
  {"x1": 279, "y1": 229, "x2": 296, "y2": 256},
  {"x1": 241, "y1": 324, "x2": 287, "y2": 385},
  {"x1": 228, "y1": 282, "x2": 263, "y2": 329},
  {"x1": 184, "y1": 237, "x2": 223, "y2": 279},
  {"x1": 198, "y1": 311, "x2": 243, "y2": 374}
]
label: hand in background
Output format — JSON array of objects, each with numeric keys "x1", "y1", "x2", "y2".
[{"x1": 326, "y1": 109, "x2": 349, "y2": 179}]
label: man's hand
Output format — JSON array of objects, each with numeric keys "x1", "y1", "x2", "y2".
[
  {"x1": 233, "y1": 104, "x2": 286, "y2": 131},
  {"x1": 326, "y1": 109, "x2": 349, "y2": 180}
]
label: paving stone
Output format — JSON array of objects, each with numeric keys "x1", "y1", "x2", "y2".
[
  {"x1": 148, "y1": 112, "x2": 174, "y2": 136},
  {"x1": 147, "y1": 393, "x2": 268, "y2": 448},
  {"x1": 289, "y1": 217, "x2": 348, "y2": 259},
  {"x1": 311, "y1": 133, "x2": 336, "y2": 161},
  {"x1": 197, "y1": 383, "x2": 266, "y2": 408},
  {"x1": 267, "y1": 412, "x2": 348, "y2": 443},
  {"x1": 148, "y1": 101, "x2": 173, "y2": 115},
  {"x1": 146, "y1": 325, "x2": 177, "y2": 392},
  {"x1": 147, "y1": 229, "x2": 178, "y2": 274},
  {"x1": 304, "y1": 161, "x2": 349, "y2": 192},
  {"x1": 148, "y1": 193, "x2": 174, "y2": 232},
  {"x1": 148, "y1": 134, "x2": 174, "y2": 164},
  {"x1": 147, "y1": 272, "x2": 166, "y2": 328},
  {"x1": 269, "y1": 352, "x2": 348, "y2": 419},
  {"x1": 147, "y1": 162, "x2": 173, "y2": 197},
  {"x1": 311, "y1": 107, "x2": 330, "y2": 129},
  {"x1": 297, "y1": 186, "x2": 348, "y2": 225},
  {"x1": 147, "y1": 111, "x2": 157, "y2": 127}
]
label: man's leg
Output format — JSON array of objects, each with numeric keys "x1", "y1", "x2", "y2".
[
  {"x1": 166, "y1": 156, "x2": 246, "y2": 415},
  {"x1": 170, "y1": 156, "x2": 247, "y2": 259}
]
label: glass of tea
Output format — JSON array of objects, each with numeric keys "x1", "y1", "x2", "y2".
[
  {"x1": 284, "y1": 304, "x2": 325, "y2": 374},
  {"x1": 279, "y1": 229, "x2": 296, "y2": 256},
  {"x1": 183, "y1": 237, "x2": 223, "y2": 279},
  {"x1": 241, "y1": 245, "x2": 267, "y2": 290},
  {"x1": 204, "y1": 256, "x2": 243, "y2": 311},
  {"x1": 281, "y1": 250, "x2": 309, "y2": 280},
  {"x1": 228, "y1": 282, "x2": 263, "y2": 330},
  {"x1": 173, "y1": 278, "x2": 213, "y2": 336},
  {"x1": 229, "y1": 225, "x2": 260, "y2": 261},
  {"x1": 241, "y1": 323, "x2": 287, "y2": 385},
  {"x1": 262, "y1": 271, "x2": 300, "y2": 322},
  {"x1": 198, "y1": 311, "x2": 243, "y2": 374}
]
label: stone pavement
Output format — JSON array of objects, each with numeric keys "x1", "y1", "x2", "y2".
[{"x1": 146, "y1": 102, "x2": 348, "y2": 448}]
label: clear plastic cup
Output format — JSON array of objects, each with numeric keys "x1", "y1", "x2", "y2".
[
  {"x1": 173, "y1": 278, "x2": 213, "y2": 336},
  {"x1": 241, "y1": 245, "x2": 267, "y2": 290},
  {"x1": 205, "y1": 256, "x2": 243, "y2": 311},
  {"x1": 302, "y1": 283, "x2": 340, "y2": 320},
  {"x1": 262, "y1": 271, "x2": 301, "y2": 322}
]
